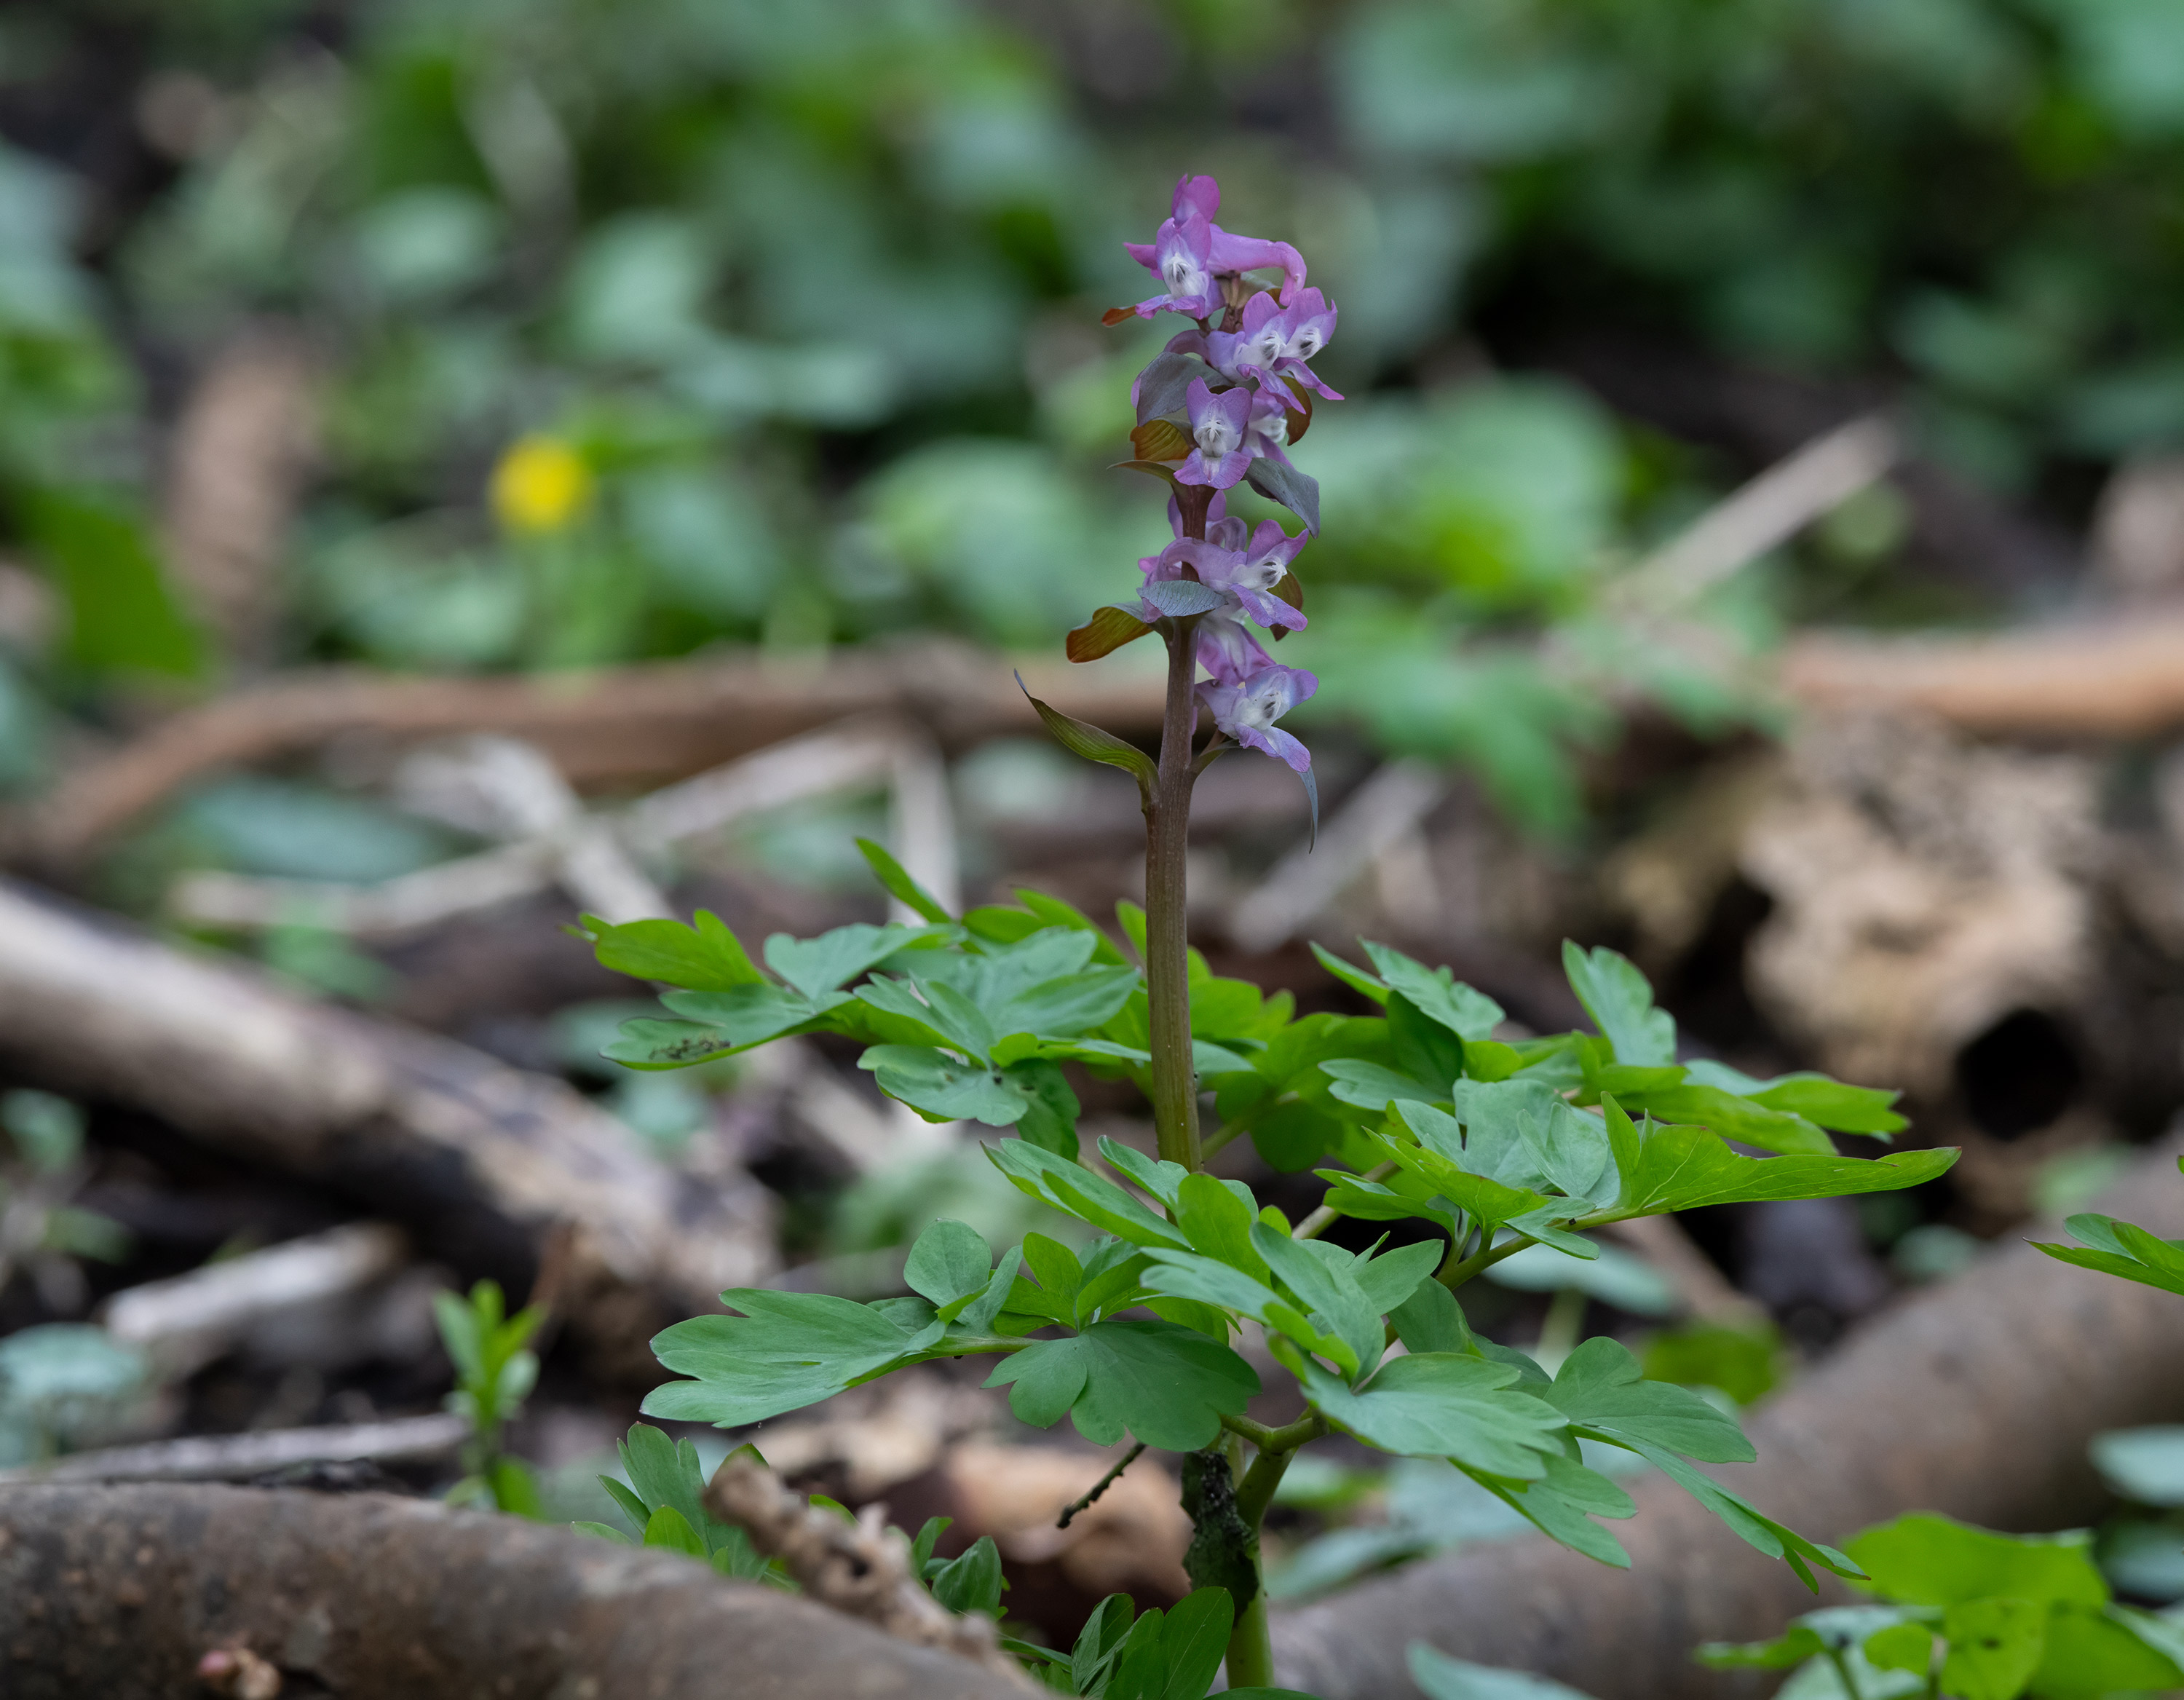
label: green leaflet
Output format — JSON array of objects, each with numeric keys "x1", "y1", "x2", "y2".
[
  {"x1": 1844, "y1": 1514, "x2": 2108, "y2": 1608},
  {"x1": 930, "y1": 1535, "x2": 1007, "y2": 1617},
  {"x1": 1457, "y1": 1450, "x2": 1638, "y2": 1570},
  {"x1": 1321, "y1": 1057, "x2": 1449, "y2": 1113},
  {"x1": 2032, "y1": 1211, "x2": 2184, "y2": 1299},
  {"x1": 1682, "y1": 1059, "x2": 1906, "y2": 1136},
  {"x1": 1290, "y1": 1349, "x2": 1568, "y2": 1479},
  {"x1": 643, "y1": 1289, "x2": 942, "y2": 1426},
  {"x1": 1408, "y1": 1644, "x2": 1597, "y2": 1699},
  {"x1": 764, "y1": 922, "x2": 956, "y2": 999},
  {"x1": 903, "y1": 1218, "x2": 992, "y2": 1308},
  {"x1": 860, "y1": 1045, "x2": 1031, "y2": 1124},
  {"x1": 1939, "y1": 1597, "x2": 2044, "y2": 1700},
  {"x1": 582, "y1": 909, "x2": 764, "y2": 990},
  {"x1": 1360, "y1": 940, "x2": 1506, "y2": 1040},
  {"x1": 1697, "y1": 1605, "x2": 1922, "y2": 1672},
  {"x1": 655, "y1": 983, "x2": 851, "y2": 1049},
  {"x1": 1543, "y1": 1337, "x2": 1754, "y2": 1464},
  {"x1": 1561, "y1": 941, "x2": 1675, "y2": 1067},
  {"x1": 853, "y1": 837, "x2": 954, "y2": 923},
  {"x1": 986, "y1": 1137, "x2": 1190, "y2": 1250},
  {"x1": 984, "y1": 1317, "x2": 1258, "y2": 1449},
  {"x1": 1597, "y1": 1097, "x2": 1955, "y2": 1217}
]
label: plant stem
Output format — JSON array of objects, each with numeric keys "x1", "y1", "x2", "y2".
[
  {"x1": 1438, "y1": 1231, "x2": 1534, "y2": 1292},
  {"x1": 1144, "y1": 612, "x2": 1204, "y2": 1174},
  {"x1": 1824, "y1": 1645, "x2": 1864, "y2": 1700},
  {"x1": 1222, "y1": 1435, "x2": 1310, "y2": 1692}
]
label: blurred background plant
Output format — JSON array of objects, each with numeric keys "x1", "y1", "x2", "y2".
[{"x1": 9, "y1": 0, "x2": 2182, "y2": 839}]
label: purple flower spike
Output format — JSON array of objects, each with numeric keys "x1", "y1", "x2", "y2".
[
  {"x1": 1200, "y1": 663, "x2": 1318, "y2": 772},
  {"x1": 1124, "y1": 175, "x2": 1309, "y2": 318},
  {"x1": 1196, "y1": 611, "x2": 1275, "y2": 687},
  {"x1": 1176, "y1": 379, "x2": 1253, "y2": 490}
]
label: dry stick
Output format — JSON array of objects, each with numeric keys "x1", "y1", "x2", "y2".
[
  {"x1": 17, "y1": 645, "x2": 1170, "y2": 867},
  {"x1": 704, "y1": 1457, "x2": 1034, "y2": 1690},
  {"x1": 0, "y1": 879, "x2": 775, "y2": 1343},
  {"x1": 99, "y1": 1221, "x2": 409, "y2": 1378},
  {"x1": 1227, "y1": 758, "x2": 1447, "y2": 952},
  {"x1": 1056, "y1": 1442, "x2": 1146, "y2": 1530},
  {"x1": 0, "y1": 1412, "x2": 470, "y2": 1484}
]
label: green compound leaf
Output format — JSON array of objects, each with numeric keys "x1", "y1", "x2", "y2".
[
  {"x1": 1291, "y1": 1350, "x2": 1567, "y2": 1479},
  {"x1": 582, "y1": 909, "x2": 765, "y2": 991},
  {"x1": 1562, "y1": 941, "x2": 1676, "y2": 1067},
  {"x1": 984, "y1": 1317, "x2": 1259, "y2": 1450},
  {"x1": 853, "y1": 837, "x2": 954, "y2": 923},
  {"x1": 644, "y1": 1289, "x2": 941, "y2": 1427}
]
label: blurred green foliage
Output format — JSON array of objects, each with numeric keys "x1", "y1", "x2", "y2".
[{"x1": 3, "y1": 0, "x2": 2180, "y2": 830}]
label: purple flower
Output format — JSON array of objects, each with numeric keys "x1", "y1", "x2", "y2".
[
  {"x1": 1176, "y1": 379, "x2": 1252, "y2": 490},
  {"x1": 1196, "y1": 611, "x2": 1274, "y2": 686},
  {"x1": 1244, "y1": 384, "x2": 1296, "y2": 467},
  {"x1": 1123, "y1": 175, "x2": 1307, "y2": 320},
  {"x1": 1149, "y1": 529, "x2": 1305, "y2": 633},
  {"x1": 1230, "y1": 289, "x2": 1343, "y2": 400},
  {"x1": 1200, "y1": 663, "x2": 1318, "y2": 772}
]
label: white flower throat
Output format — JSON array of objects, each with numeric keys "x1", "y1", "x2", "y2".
[{"x1": 1195, "y1": 411, "x2": 1240, "y2": 455}]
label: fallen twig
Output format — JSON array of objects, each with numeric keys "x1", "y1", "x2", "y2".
[
  {"x1": 16, "y1": 644, "x2": 1165, "y2": 867},
  {"x1": 705, "y1": 1455, "x2": 1034, "y2": 1688},
  {"x1": 0, "y1": 1412, "x2": 469, "y2": 1484},
  {"x1": 99, "y1": 1222, "x2": 411, "y2": 1378},
  {"x1": 0, "y1": 879, "x2": 775, "y2": 1355}
]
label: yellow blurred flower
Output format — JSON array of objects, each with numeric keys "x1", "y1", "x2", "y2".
[{"x1": 490, "y1": 435, "x2": 593, "y2": 534}]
